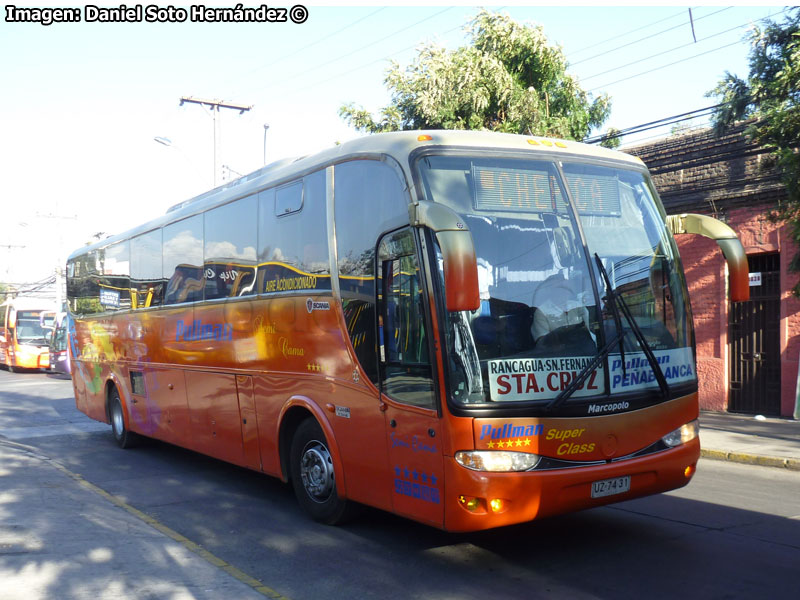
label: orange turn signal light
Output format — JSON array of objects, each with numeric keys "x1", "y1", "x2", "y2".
[{"x1": 458, "y1": 495, "x2": 482, "y2": 512}]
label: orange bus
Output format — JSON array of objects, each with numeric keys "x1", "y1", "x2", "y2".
[
  {"x1": 1, "y1": 298, "x2": 54, "y2": 371},
  {"x1": 66, "y1": 131, "x2": 748, "y2": 531}
]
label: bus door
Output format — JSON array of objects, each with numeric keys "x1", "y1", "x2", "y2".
[{"x1": 378, "y1": 228, "x2": 444, "y2": 526}]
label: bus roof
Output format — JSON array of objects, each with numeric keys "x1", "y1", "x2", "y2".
[{"x1": 69, "y1": 130, "x2": 645, "y2": 260}]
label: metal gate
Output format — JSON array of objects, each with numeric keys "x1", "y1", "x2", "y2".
[{"x1": 728, "y1": 253, "x2": 781, "y2": 415}]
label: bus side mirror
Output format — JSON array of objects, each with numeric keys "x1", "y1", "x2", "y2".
[
  {"x1": 666, "y1": 213, "x2": 749, "y2": 302},
  {"x1": 410, "y1": 202, "x2": 480, "y2": 312}
]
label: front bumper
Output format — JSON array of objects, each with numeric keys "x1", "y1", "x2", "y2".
[{"x1": 442, "y1": 438, "x2": 700, "y2": 532}]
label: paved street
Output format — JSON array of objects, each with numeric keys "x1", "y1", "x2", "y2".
[{"x1": 1, "y1": 369, "x2": 799, "y2": 600}]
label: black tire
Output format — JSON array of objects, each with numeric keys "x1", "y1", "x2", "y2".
[
  {"x1": 109, "y1": 387, "x2": 139, "y2": 449},
  {"x1": 289, "y1": 418, "x2": 357, "y2": 525}
]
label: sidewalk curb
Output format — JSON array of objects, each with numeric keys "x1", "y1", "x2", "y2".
[{"x1": 700, "y1": 448, "x2": 800, "y2": 471}]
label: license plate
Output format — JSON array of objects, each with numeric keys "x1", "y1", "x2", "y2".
[{"x1": 591, "y1": 475, "x2": 631, "y2": 498}]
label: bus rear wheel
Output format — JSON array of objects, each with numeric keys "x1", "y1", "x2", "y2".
[
  {"x1": 289, "y1": 418, "x2": 356, "y2": 525},
  {"x1": 109, "y1": 387, "x2": 139, "y2": 449}
]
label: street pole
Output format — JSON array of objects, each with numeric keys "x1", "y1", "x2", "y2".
[
  {"x1": 179, "y1": 96, "x2": 253, "y2": 187},
  {"x1": 263, "y1": 123, "x2": 270, "y2": 166}
]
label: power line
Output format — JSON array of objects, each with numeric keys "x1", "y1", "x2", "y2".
[
  {"x1": 588, "y1": 39, "x2": 742, "y2": 93},
  {"x1": 567, "y1": 8, "x2": 687, "y2": 57},
  {"x1": 580, "y1": 21, "x2": 749, "y2": 83},
  {"x1": 570, "y1": 6, "x2": 733, "y2": 67},
  {"x1": 244, "y1": 7, "x2": 456, "y2": 97},
  {"x1": 229, "y1": 7, "x2": 388, "y2": 92},
  {"x1": 283, "y1": 25, "x2": 466, "y2": 100},
  {"x1": 276, "y1": 7, "x2": 508, "y2": 102},
  {"x1": 580, "y1": 7, "x2": 789, "y2": 86},
  {"x1": 584, "y1": 103, "x2": 725, "y2": 144}
]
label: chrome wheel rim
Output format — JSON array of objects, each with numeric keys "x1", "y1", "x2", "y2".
[
  {"x1": 111, "y1": 400, "x2": 124, "y2": 438},
  {"x1": 299, "y1": 441, "x2": 335, "y2": 503}
]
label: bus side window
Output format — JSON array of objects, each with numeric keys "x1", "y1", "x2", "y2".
[
  {"x1": 378, "y1": 229, "x2": 435, "y2": 409},
  {"x1": 257, "y1": 170, "x2": 331, "y2": 295},
  {"x1": 334, "y1": 160, "x2": 409, "y2": 386},
  {"x1": 131, "y1": 229, "x2": 164, "y2": 309},
  {"x1": 163, "y1": 215, "x2": 203, "y2": 305},
  {"x1": 98, "y1": 241, "x2": 131, "y2": 312},
  {"x1": 67, "y1": 251, "x2": 103, "y2": 315},
  {"x1": 204, "y1": 195, "x2": 257, "y2": 300}
]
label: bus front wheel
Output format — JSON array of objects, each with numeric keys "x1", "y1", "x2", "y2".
[
  {"x1": 109, "y1": 388, "x2": 139, "y2": 449},
  {"x1": 289, "y1": 418, "x2": 356, "y2": 525}
]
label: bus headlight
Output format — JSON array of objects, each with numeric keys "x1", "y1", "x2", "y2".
[
  {"x1": 455, "y1": 450, "x2": 540, "y2": 472},
  {"x1": 662, "y1": 420, "x2": 699, "y2": 448}
]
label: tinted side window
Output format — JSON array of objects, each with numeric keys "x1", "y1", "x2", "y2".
[
  {"x1": 204, "y1": 195, "x2": 258, "y2": 300},
  {"x1": 334, "y1": 160, "x2": 409, "y2": 385},
  {"x1": 275, "y1": 181, "x2": 303, "y2": 216},
  {"x1": 131, "y1": 229, "x2": 163, "y2": 309},
  {"x1": 99, "y1": 241, "x2": 131, "y2": 312},
  {"x1": 163, "y1": 215, "x2": 204, "y2": 304},
  {"x1": 257, "y1": 170, "x2": 331, "y2": 294},
  {"x1": 67, "y1": 252, "x2": 102, "y2": 315},
  {"x1": 378, "y1": 229, "x2": 435, "y2": 408}
]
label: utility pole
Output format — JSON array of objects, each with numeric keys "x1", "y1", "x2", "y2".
[
  {"x1": 179, "y1": 96, "x2": 253, "y2": 187},
  {"x1": 34, "y1": 212, "x2": 77, "y2": 310}
]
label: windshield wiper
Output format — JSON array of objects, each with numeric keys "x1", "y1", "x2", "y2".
[
  {"x1": 545, "y1": 330, "x2": 625, "y2": 412},
  {"x1": 545, "y1": 255, "x2": 671, "y2": 412},
  {"x1": 594, "y1": 254, "x2": 670, "y2": 401}
]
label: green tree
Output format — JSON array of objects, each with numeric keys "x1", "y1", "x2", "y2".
[
  {"x1": 598, "y1": 127, "x2": 622, "y2": 149},
  {"x1": 707, "y1": 8, "x2": 800, "y2": 289},
  {"x1": 340, "y1": 10, "x2": 613, "y2": 141}
]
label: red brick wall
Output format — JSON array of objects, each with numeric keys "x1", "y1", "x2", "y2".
[
  {"x1": 674, "y1": 205, "x2": 800, "y2": 416},
  {"x1": 674, "y1": 232, "x2": 726, "y2": 410},
  {"x1": 627, "y1": 125, "x2": 797, "y2": 417}
]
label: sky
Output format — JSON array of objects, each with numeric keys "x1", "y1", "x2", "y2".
[{"x1": 0, "y1": 1, "x2": 793, "y2": 300}]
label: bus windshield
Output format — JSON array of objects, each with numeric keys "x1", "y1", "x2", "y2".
[
  {"x1": 415, "y1": 154, "x2": 695, "y2": 408},
  {"x1": 16, "y1": 311, "x2": 51, "y2": 345}
]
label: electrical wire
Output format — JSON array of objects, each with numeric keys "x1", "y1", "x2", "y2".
[
  {"x1": 280, "y1": 29, "x2": 462, "y2": 100},
  {"x1": 570, "y1": 6, "x2": 733, "y2": 67},
  {"x1": 229, "y1": 7, "x2": 388, "y2": 89},
  {"x1": 581, "y1": 7, "x2": 789, "y2": 87},
  {"x1": 243, "y1": 7, "x2": 456, "y2": 97},
  {"x1": 588, "y1": 39, "x2": 742, "y2": 93},
  {"x1": 263, "y1": 6, "x2": 507, "y2": 101},
  {"x1": 580, "y1": 21, "x2": 752, "y2": 83},
  {"x1": 584, "y1": 103, "x2": 724, "y2": 143},
  {"x1": 567, "y1": 8, "x2": 687, "y2": 57}
]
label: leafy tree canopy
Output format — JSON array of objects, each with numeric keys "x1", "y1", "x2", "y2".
[
  {"x1": 340, "y1": 10, "x2": 613, "y2": 141},
  {"x1": 707, "y1": 8, "x2": 800, "y2": 287}
]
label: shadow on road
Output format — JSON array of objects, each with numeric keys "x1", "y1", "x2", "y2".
[{"x1": 3, "y1": 425, "x2": 797, "y2": 600}]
